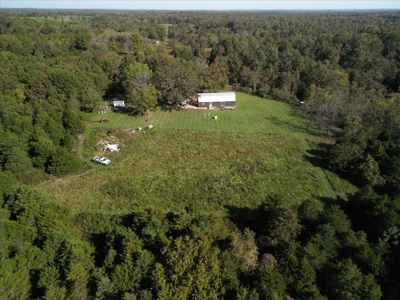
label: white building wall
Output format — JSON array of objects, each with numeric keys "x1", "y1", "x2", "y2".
[
  {"x1": 113, "y1": 100, "x2": 125, "y2": 107},
  {"x1": 198, "y1": 92, "x2": 236, "y2": 103}
]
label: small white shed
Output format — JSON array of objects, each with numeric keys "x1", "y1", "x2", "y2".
[{"x1": 113, "y1": 100, "x2": 125, "y2": 108}]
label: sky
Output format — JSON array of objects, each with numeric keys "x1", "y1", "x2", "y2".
[{"x1": 1, "y1": 0, "x2": 399, "y2": 11}]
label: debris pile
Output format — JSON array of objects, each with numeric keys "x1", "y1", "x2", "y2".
[
  {"x1": 98, "y1": 108, "x2": 110, "y2": 114},
  {"x1": 122, "y1": 128, "x2": 136, "y2": 134},
  {"x1": 96, "y1": 137, "x2": 115, "y2": 145},
  {"x1": 103, "y1": 144, "x2": 120, "y2": 152}
]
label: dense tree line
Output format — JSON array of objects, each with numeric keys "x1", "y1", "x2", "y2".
[
  {"x1": 1, "y1": 9, "x2": 400, "y2": 299},
  {"x1": 1, "y1": 184, "x2": 398, "y2": 299}
]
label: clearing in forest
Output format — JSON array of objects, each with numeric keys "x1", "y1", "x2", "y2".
[{"x1": 39, "y1": 93, "x2": 339, "y2": 212}]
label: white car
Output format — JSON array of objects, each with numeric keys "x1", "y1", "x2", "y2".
[
  {"x1": 92, "y1": 156, "x2": 101, "y2": 162},
  {"x1": 92, "y1": 156, "x2": 111, "y2": 165},
  {"x1": 99, "y1": 157, "x2": 111, "y2": 165}
]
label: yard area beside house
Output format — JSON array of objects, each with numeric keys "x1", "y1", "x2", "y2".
[{"x1": 90, "y1": 93, "x2": 313, "y2": 140}]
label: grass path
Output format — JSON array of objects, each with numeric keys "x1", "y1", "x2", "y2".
[{"x1": 302, "y1": 140, "x2": 337, "y2": 199}]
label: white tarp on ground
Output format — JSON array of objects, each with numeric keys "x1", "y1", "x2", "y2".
[
  {"x1": 198, "y1": 92, "x2": 236, "y2": 103},
  {"x1": 104, "y1": 144, "x2": 120, "y2": 152}
]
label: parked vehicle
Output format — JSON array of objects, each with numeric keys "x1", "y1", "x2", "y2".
[{"x1": 92, "y1": 156, "x2": 111, "y2": 165}]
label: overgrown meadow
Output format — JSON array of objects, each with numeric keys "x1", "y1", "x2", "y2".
[{"x1": 42, "y1": 129, "x2": 329, "y2": 212}]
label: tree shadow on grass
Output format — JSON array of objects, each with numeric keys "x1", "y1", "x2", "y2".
[
  {"x1": 224, "y1": 205, "x2": 258, "y2": 231},
  {"x1": 304, "y1": 149, "x2": 326, "y2": 168},
  {"x1": 265, "y1": 115, "x2": 318, "y2": 136},
  {"x1": 304, "y1": 143, "x2": 331, "y2": 170},
  {"x1": 317, "y1": 195, "x2": 342, "y2": 207}
]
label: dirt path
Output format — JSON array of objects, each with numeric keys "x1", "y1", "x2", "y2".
[
  {"x1": 37, "y1": 126, "x2": 98, "y2": 188},
  {"x1": 77, "y1": 125, "x2": 97, "y2": 161},
  {"x1": 77, "y1": 133, "x2": 85, "y2": 160}
]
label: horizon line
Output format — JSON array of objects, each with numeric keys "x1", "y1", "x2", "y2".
[{"x1": 1, "y1": 8, "x2": 400, "y2": 11}]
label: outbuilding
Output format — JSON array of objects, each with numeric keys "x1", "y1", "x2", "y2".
[
  {"x1": 197, "y1": 92, "x2": 236, "y2": 109},
  {"x1": 113, "y1": 100, "x2": 125, "y2": 108}
]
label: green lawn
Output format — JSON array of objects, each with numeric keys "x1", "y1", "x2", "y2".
[{"x1": 90, "y1": 93, "x2": 312, "y2": 139}]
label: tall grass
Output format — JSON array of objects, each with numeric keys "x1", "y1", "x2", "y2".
[{"x1": 40, "y1": 130, "x2": 327, "y2": 212}]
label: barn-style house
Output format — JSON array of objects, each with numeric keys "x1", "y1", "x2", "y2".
[{"x1": 197, "y1": 92, "x2": 236, "y2": 109}]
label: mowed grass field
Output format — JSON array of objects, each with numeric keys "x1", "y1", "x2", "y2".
[
  {"x1": 90, "y1": 93, "x2": 312, "y2": 139},
  {"x1": 39, "y1": 93, "x2": 339, "y2": 212}
]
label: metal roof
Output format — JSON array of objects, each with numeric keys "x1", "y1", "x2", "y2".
[
  {"x1": 113, "y1": 100, "x2": 125, "y2": 107},
  {"x1": 198, "y1": 92, "x2": 235, "y2": 97},
  {"x1": 198, "y1": 92, "x2": 236, "y2": 103}
]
